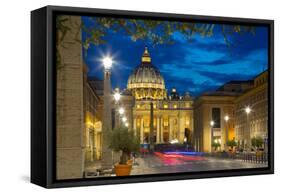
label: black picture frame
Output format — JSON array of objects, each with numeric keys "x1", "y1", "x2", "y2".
[{"x1": 31, "y1": 5, "x2": 274, "y2": 188}]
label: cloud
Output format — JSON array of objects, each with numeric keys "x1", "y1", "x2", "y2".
[
  {"x1": 192, "y1": 59, "x2": 231, "y2": 66},
  {"x1": 82, "y1": 17, "x2": 269, "y2": 97},
  {"x1": 196, "y1": 70, "x2": 253, "y2": 84}
]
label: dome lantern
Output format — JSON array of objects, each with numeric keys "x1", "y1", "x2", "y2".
[{"x1": 141, "y1": 46, "x2": 151, "y2": 63}]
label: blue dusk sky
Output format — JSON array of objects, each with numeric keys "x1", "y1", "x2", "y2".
[{"x1": 82, "y1": 16, "x2": 268, "y2": 97}]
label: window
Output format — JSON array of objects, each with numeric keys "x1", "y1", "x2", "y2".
[
  {"x1": 163, "y1": 104, "x2": 168, "y2": 109},
  {"x1": 173, "y1": 104, "x2": 177, "y2": 109},
  {"x1": 212, "y1": 108, "x2": 221, "y2": 128}
]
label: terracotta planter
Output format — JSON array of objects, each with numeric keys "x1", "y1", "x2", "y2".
[
  {"x1": 114, "y1": 164, "x2": 132, "y2": 176},
  {"x1": 127, "y1": 159, "x2": 133, "y2": 165}
]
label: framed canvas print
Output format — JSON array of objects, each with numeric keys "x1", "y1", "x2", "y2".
[{"x1": 31, "y1": 5, "x2": 274, "y2": 188}]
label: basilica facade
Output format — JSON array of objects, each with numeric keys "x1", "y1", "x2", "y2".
[{"x1": 117, "y1": 47, "x2": 194, "y2": 145}]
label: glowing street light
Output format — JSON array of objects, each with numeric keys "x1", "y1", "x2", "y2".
[
  {"x1": 125, "y1": 122, "x2": 129, "y2": 127},
  {"x1": 224, "y1": 115, "x2": 229, "y2": 151},
  {"x1": 113, "y1": 91, "x2": 121, "y2": 102},
  {"x1": 210, "y1": 120, "x2": 215, "y2": 127},
  {"x1": 102, "y1": 56, "x2": 113, "y2": 70},
  {"x1": 118, "y1": 107, "x2": 125, "y2": 115},
  {"x1": 224, "y1": 115, "x2": 229, "y2": 122},
  {"x1": 244, "y1": 106, "x2": 252, "y2": 151},
  {"x1": 122, "y1": 117, "x2": 127, "y2": 122},
  {"x1": 245, "y1": 106, "x2": 251, "y2": 114}
]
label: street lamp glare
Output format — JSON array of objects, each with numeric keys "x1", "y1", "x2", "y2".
[
  {"x1": 245, "y1": 106, "x2": 251, "y2": 114},
  {"x1": 224, "y1": 115, "x2": 229, "y2": 122},
  {"x1": 118, "y1": 107, "x2": 125, "y2": 115},
  {"x1": 113, "y1": 92, "x2": 121, "y2": 102},
  {"x1": 125, "y1": 122, "x2": 129, "y2": 127},
  {"x1": 103, "y1": 56, "x2": 113, "y2": 70},
  {"x1": 210, "y1": 120, "x2": 215, "y2": 127},
  {"x1": 122, "y1": 117, "x2": 127, "y2": 122}
]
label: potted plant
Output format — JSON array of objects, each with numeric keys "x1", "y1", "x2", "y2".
[
  {"x1": 211, "y1": 141, "x2": 221, "y2": 152},
  {"x1": 109, "y1": 127, "x2": 140, "y2": 176},
  {"x1": 227, "y1": 139, "x2": 238, "y2": 152},
  {"x1": 251, "y1": 136, "x2": 264, "y2": 151},
  {"x1": 251, "y1": 136, "x2": 264, "y2": 160}
]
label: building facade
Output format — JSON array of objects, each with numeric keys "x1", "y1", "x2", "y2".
[
  {"x1": 193, "y1": 72, "x2": 268, "y2": 153},
  {"x1": 234, "y1": 71, "x2": 268, "y2": 151},
  {"x1": 193, "y1": 95, "x2": 237, "y2": 152},
  {"x1": 193, "y1": 81, "x2": 254, "y2": 152},
  {"x1": 84, "y1": 65, "x2": 102, "y2": 162}
]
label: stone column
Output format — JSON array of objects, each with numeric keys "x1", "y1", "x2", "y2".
[
  {"x1": 101, "y1": 68, "x2": 112, "y2": 170},
  {"x1": 133, "y1": 118, "x2": 137, "y2": 135},
  {"x1": 179, "y1": 113, "x2": 183, "y2": 142},
  {"x1": 140, "y1": 117, "x2": 144, "y2": 144},
  {"x1": 149, "y1": 102, "x2": 154, "y2": 150},
  {"x1": 190, "y1": 112, "x2": 194, "y2": 141},
  {"x1": 160, "y1": 117, "x2": 163, "y2": 143},
  {"x1": 169, "y1": 117, "x2": 173, "y2": 141},
  {"x1": 156, "y1": 116, "x2": 160, "y2": 143}
]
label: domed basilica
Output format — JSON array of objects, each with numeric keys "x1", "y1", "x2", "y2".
[
  {"x1": 119, "y1": 47, "x2": 194, "y2": 145},
  {"x1": 127, "y1": 47, "x2": 167, "y2": 100}
]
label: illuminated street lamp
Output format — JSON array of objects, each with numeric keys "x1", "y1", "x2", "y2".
[
  {"x1": 210, "y1": 120, "x2": 215, "y2": 127},
  {"x1": 122, "y1": 117, "x2": 127, "y2": 123},
  {"x1": 245, "y1": 106, "x2": 251, "y2": 115},
  {"x1": 101, "y1": 55, "x2": 114, "y2": 170},
  {"x1": 244, "y1": 106, "x2": 252, "y2": 151},
  {"x1": 118, "y1": 107, "x2": 125, "y2": 115},
  {"x1": 224, "y1": 115, "x2": 229, "y2": 122},
  {"x1": 102, "y1": 56, "x2": 113, "y2": 71},
  {"x1": 113, "y1": 91, "x2": 121, "y2": 102},
  {"x1": 125, "y1": 122, "x2": 129, "y2": 127},
  {"x1": 224, "y1": 115, "x2": 229, "y2": 151}
]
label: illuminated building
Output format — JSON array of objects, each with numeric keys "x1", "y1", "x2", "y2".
[
  {"x1": 84, "y1": 68, "x2": 102, "y2": 162},
  {"x1": 193, "y1": 80, "x2": 254, "y2": 152},
  {"x1": 120, "y1": 47, "x2": 194, "y2": 144},
  {"x1": 193, "y1": 71, "x2": 268, "y2": 152},
  {"x1": 234, "y1": 71, "x2": 268, "y2": 151}
]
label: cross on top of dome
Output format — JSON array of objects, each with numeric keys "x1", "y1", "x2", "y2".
[{"x1": 141, "y1": 46, "x2": 151, "y2": 63}]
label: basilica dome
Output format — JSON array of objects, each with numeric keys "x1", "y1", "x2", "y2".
[{"x1": 127, "y1": 47, "x2": 167, "y2": 100}]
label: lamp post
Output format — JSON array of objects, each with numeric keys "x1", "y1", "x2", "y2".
[
  {"x1": 224, "y1": 115, "x2": 229, "y2": 151},
  {"x1": 101, "y1": 56, "x2": 113, "y2": 171},
  {"x1": 210, "y1": 120, "x2": 214, "y2": 152},
  {"x1": 245, "y1": 106, "x2": 251, "y2": 152}
]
